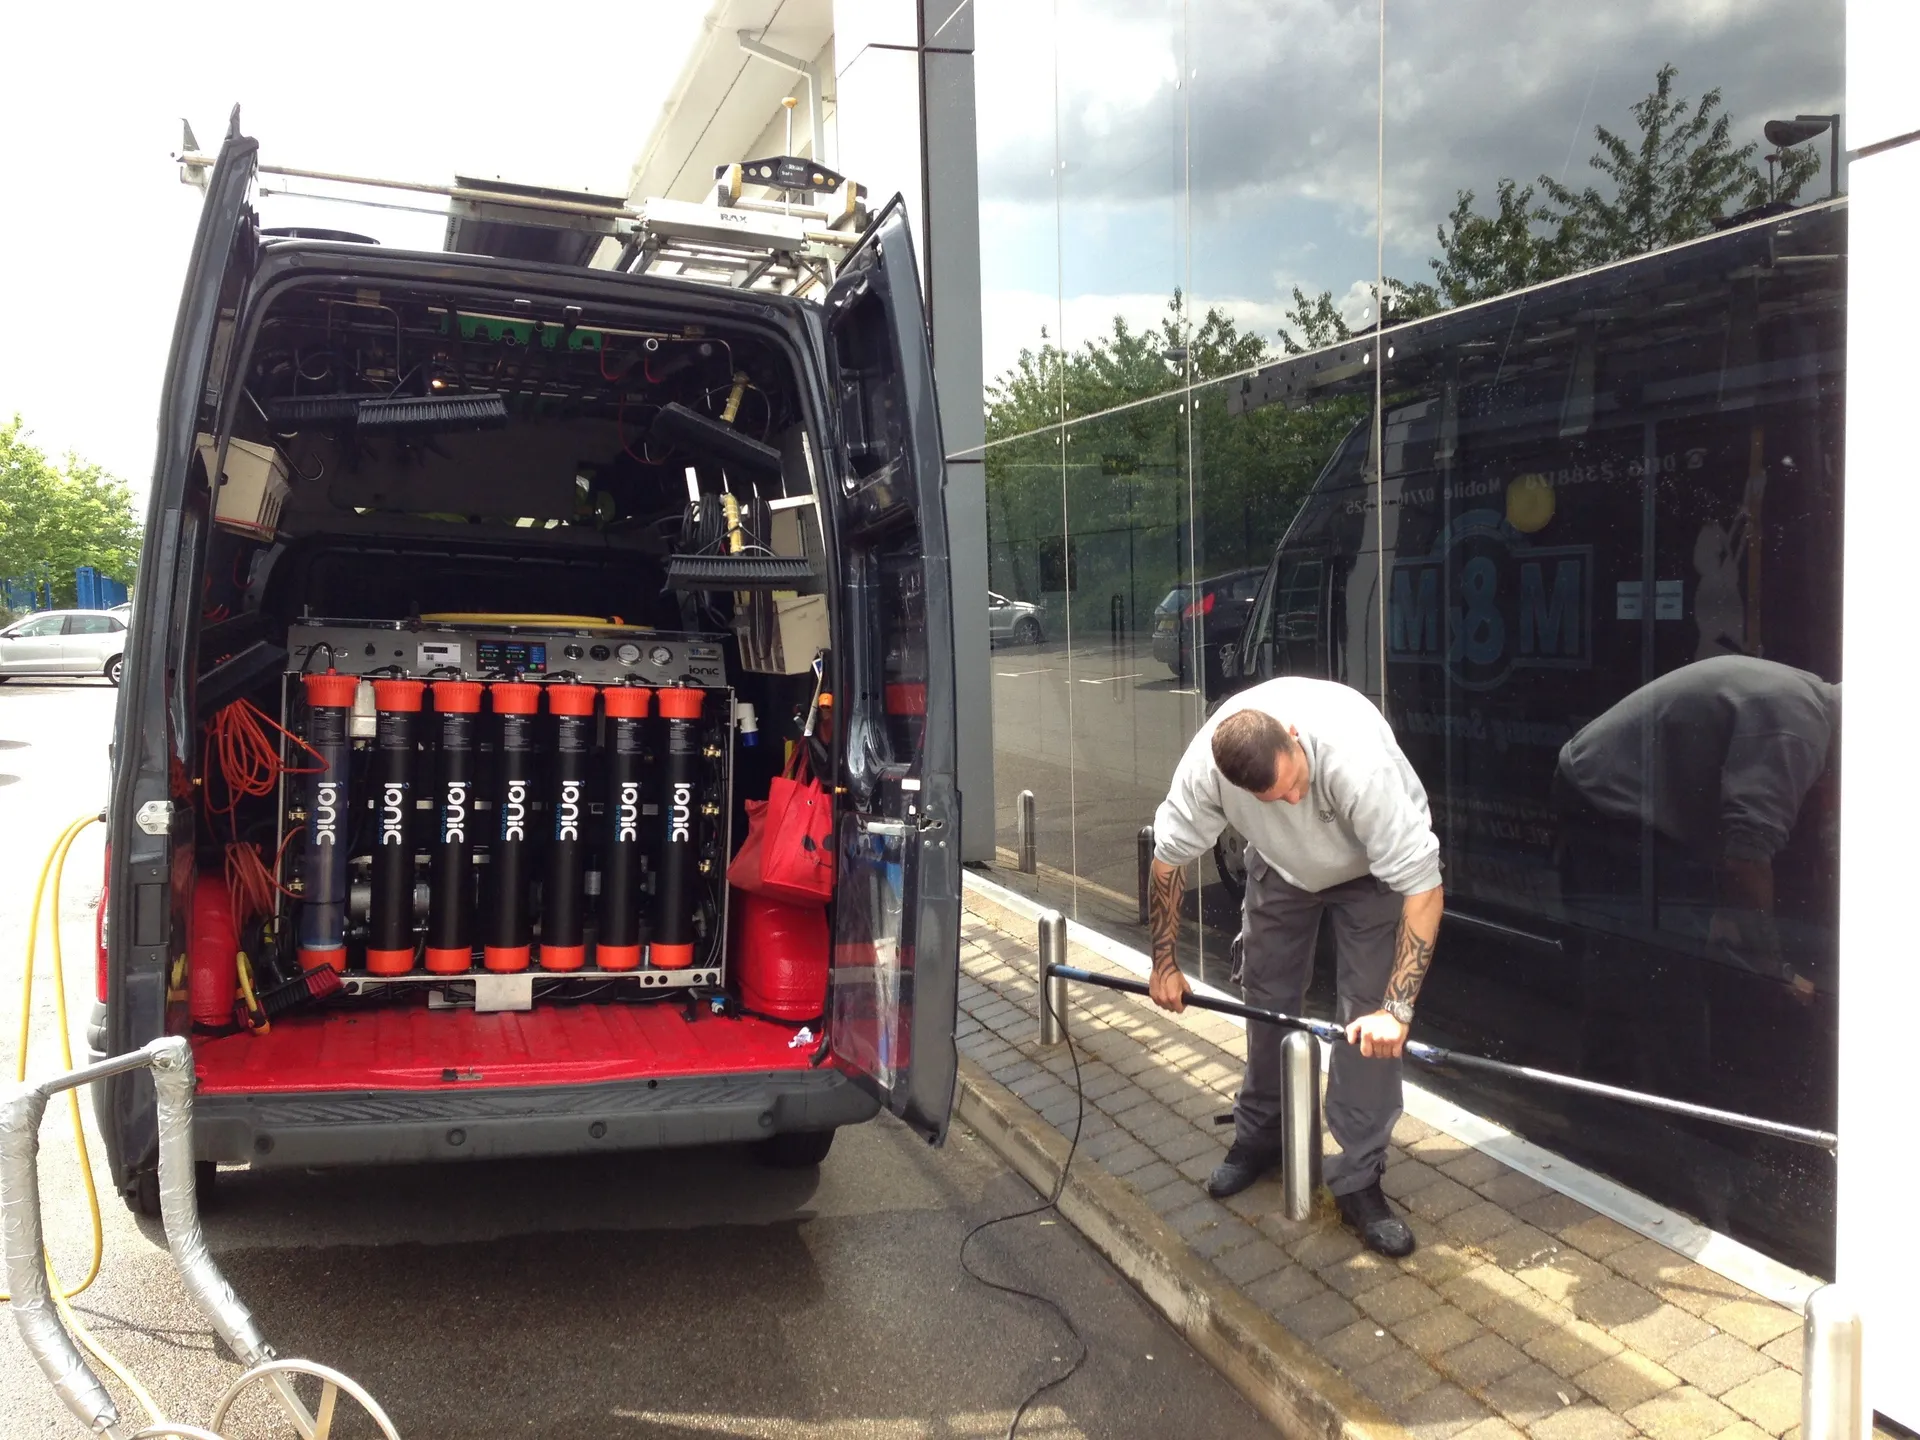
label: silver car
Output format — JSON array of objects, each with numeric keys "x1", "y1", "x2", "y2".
[
  {"x1": 986, "y1": 591, "x2": 1045, "y2": 646},
  {"x1": 0, "y1": 609, "x2": 129, "y2": 685}
]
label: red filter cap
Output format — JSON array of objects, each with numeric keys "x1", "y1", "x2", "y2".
[
  {"x1": 365, "y1": 948, "x2": 416, "y2": 975},
  {"x1": 546, "y1": 683, "x2": 597, "y2": 718},
  {"x1": 299, "y1": 946, "x2": 348, "y2": 974},
  {"x1": 303, "y1": 672, "x2": 359, "y2": 709},
  {"x1": 650, "y1": 941, "x2": 694, "y2": 970},
  {"x1": 656, "y1": 687, "x2": 705, "y2": 720},
  {"x1": 490, "y1": 682, "x2": 541, "y2": 716},
  {"x1": 539, "y1": 944, "x2": 586, "y2": 971},
  {"x1": 432, "y1": 680, "x2": 484, "y2": 714},
  {"x1": 603, "y1": 686, "x2": 653, "y2": 719},
  {"x1": 484, "y1": 944, "x2": 531, "y2": 973},
  {"x1": 424, "y1": 947, "x2": 473, "y2": 974},
  {"x1": 372, "y1": 678, "x2": 426, "y2": 714},
  {"x1": 596, "y1": 943, "x2": 642, "y2": 971}
]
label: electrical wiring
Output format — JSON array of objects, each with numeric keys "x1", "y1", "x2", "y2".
[{"x1": 958, "y1": 982, "x2": 1090, "y2": 1440}]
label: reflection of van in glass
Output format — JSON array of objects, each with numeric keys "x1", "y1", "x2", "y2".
[
  {"x1": 1213, "y1": 201, "x2": 1845, "y2": 1271},
  {"x1": 88, "y1": 121, "x2": 960, "y2": 1214}
]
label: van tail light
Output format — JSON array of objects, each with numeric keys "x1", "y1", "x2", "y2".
[
  {"x1": 1182, "y1": 592, "x2": 1216, "y2": 621},
  {"x1": 96, "y1": 844, "x2": 110, "y2": 1002}
]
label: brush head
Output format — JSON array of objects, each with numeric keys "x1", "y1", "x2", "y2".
[{"x1": 356, "y1": 392, "x2": 508, "y2": 433}]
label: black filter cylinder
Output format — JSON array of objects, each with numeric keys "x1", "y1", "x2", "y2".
[
  {"x1": 651, "y1": 688, "x2": 706, "y2": 968},
  {"x1": 425, "y1": 681, "x2": 483, "y2": 973},
  {"x1": 366, "y1": 679, "x2": 426, "y2": 973},
  {"x1": 297, "y1": 672, "x2": 359, "y2": 972},
  {"x1": 484, "y1": 682, "x2": 542, "y2": 971},
  {"x1": 596, "y1": 687, "x2": 653, "y2": 969},
  {"x1": 539, "y1": 684, "x2": 597, "y2": 969}
]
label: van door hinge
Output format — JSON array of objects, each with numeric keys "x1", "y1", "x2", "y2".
[{"x1": 135, "y1": 800, "x2": 174, "y2": 836}]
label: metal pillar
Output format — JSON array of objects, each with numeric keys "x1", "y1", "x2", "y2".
[
  {"x1": 1038, "y1": 911, "x2": 1068, "y2": 1046},
  {"x1": 1281, "y1": 1029, "x2": 1323, "y2": 1222},
  {"x1": 1136, "y1": 825, "x2": 1155, "y2": 925},
  {"x1": 1802, "y1": 1284, "x2": 1867, "y2": 1440},
  {"x1": 1017, "y1": 789, "x2": 1037, "y2": 873}
]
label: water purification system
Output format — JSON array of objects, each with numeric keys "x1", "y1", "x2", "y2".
[
  {"x1": 425, "y1": 678, "x2": 482, "y2": 974},
  {"x1": 366, "y1": 678, "x2": 426, "y2": 974},
  {"x1": 275, "y1": 621, "x2": 732, "y2": 1003},
  {"x1": 297, "y1": 670, "x2": 358, "y2": 972}
]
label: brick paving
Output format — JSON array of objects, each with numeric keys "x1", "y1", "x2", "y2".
[{"x1": 957, "y1": 893, "x2": 1812, "y2": 1440}]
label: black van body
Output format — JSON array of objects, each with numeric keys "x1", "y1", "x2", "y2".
[
  {"x1": 1214, "y1": 201, "x2": 1844, "y2": 1271},
  {"x1": 90, "y1": 118, "x2": 960, "y2": 1208}
]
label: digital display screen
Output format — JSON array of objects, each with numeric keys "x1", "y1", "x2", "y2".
[{"x1": 476, "y1": 639, "x2": 547, "y2": 674}]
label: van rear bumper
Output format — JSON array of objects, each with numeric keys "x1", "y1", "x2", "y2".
[{"x1": 192, "y1": 1068, "x2": 881, "y2": 1169}]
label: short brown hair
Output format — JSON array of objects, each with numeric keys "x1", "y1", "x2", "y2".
[{"x1": 1212, "y1": 709, "x2": 1296, "y2": 793}]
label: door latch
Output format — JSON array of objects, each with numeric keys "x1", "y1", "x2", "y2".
[{"x1": 135, "y1": 800, "x2": 174, "y2": 836}]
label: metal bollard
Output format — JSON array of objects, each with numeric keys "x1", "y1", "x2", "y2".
[
  {"x1": 1136, "y1": 825, "x2": 1155, "y2": 925},
  {"x1": 1281, "y1": 1029, "x2": 1323, "y2": 1222},
  {"x1": 1802, "y1": 1284, "x2": 1867, "y2": 1440},
  {"x1": 1018, "y1": 789, "x2": 1037, "y2": 873},
  {"x1": 1038, "y1": 909, "x2": 1068, "y2": 1046}
]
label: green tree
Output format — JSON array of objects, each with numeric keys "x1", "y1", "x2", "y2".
[{"x1": 0, "y1": 415, "x2": 141, "y2": 607}]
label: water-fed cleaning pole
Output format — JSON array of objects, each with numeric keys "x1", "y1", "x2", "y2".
[
  {"x1": 1045, "y1": 964, "x2": 1840, "y2": 1152},
  {"x1": 597, "y1": 685, "x2": 653, "y2": 971},
  {"x1": 652, "y1": 686, "x2": 706, "y2": 969},
  {"x1": 365, "y1": 678, "x2": 425, "y2": 975},
  {"x1": 539, "y1": 682, "x2": 597, "y2": 971},
  {"x1": 425, "y1": 679, "x2": 482, "y2": 973},
  {"x1": 297, "y1": 671, "x2": 359, "y2": 972}
]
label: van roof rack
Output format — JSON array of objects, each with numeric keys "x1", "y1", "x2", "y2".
[{"x1": 174, "y1": 134, "x2": 870, "y2": 299}]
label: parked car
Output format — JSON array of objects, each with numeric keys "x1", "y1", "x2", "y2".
[
  {"x1": 0, "y1": 609, "x2": 129, "y2": 684},
  {"x1": 1150, "y1": 568, "x2": 1262, "y2": 681},
  {"x1": 987, "y1": 590, "x2": 1045, "y2": 645}
]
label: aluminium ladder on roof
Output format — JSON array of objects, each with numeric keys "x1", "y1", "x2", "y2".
[{"x1": 175, "y1": 137, "x2": 871, "y2": 299}]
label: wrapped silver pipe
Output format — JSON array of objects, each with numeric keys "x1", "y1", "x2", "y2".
[
  {"x1": 148, "y1": 1038, "x2": 270, "y2": 1367},
  {"x1": 1, "y1": 1080, "x2": 124, "y2": 1436}
]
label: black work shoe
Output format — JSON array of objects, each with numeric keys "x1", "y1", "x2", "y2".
[
  {"x1": 1335, "y1": 1181, "x2": 1416, "y2": 1258},
  {"x1": 1205, "y1": 1143, "x2": 1279, "y2": 1199}
]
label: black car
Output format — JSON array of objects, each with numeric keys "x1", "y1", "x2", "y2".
[
  {"x1": 1150, "y1": 567, "x2": 1263, "y2": 683},
  {"x1": 89, "y1": 116, "x2": 961, "y2": 1213}
]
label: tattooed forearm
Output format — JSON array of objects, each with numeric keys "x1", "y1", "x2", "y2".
[
  {"x1": 1384, "y1": 886, "x2": 1444, "y2": 1009},
  {"x1": 1148, "y1": 859, "x2": 1186, "y2": 977}
]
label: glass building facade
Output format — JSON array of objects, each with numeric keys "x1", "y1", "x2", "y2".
[{"x1": 960, "y1": 0, "x2": 1846, "y2": 1274}]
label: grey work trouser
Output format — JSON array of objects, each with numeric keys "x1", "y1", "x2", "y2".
[{"x1": 1235, "y1": 853, "x2": 1403, "y2": 1197}]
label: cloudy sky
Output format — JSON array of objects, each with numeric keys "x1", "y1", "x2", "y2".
[
  {"x1": 1, "y1": 4, "x2": 709, "y2": 496},
  {"x1": 972, "y1": 0, "x2": 1845, "y2": 387}
]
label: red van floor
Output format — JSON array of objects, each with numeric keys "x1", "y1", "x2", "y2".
[{"x1": 192, "y1": 1001, "x2": 817, "y2": 1094}]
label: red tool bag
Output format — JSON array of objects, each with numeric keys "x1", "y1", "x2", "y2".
[{"x1": 728, "y1": 743, "x2": 835, "y2": 906}]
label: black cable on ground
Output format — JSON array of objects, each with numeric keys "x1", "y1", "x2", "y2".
[{"x1": 958, "y1": 982, "x2": 1091, "y2": 1440}]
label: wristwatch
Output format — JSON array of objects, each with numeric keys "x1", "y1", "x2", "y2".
[{"x1": 1382, "y1": 998, "x2": 1415, "y2": 1026}]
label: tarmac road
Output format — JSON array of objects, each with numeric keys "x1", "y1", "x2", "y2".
[{"x1": 0, "y1": 680, "x2": 1272, "y2": 1440}]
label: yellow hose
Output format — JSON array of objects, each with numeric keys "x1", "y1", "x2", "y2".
[{"x1": 7, "y1": 813, "x2": 167, "y2": 1426}]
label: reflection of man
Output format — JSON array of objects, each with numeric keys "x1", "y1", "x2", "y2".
[
  {"x1": 1147, "y1": 678, "x2": 1444, "y2": 1258},
  {"x1": 1555, "y1": 655, "x2": 1837, "y2": 990}
]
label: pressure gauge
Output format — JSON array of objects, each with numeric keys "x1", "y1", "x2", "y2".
[
  {"x1": 615, "y1": 642, "x2": 642, "y2": 665},
  {"x1": 649, "y1": 645, "x2": 674, "y2": 667}
]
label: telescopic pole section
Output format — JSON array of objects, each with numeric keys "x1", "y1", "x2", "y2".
[{"x1": 1044, "y1": 965, "x2": 1840, "y2": 1152}]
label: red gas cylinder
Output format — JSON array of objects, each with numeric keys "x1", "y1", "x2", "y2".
[
  {"x1": 188, "y1": 873, "x2": 240, "y2": 1029},
  {"x1": 732, "y1": 892, "x2": 828, "y2": 1021}
]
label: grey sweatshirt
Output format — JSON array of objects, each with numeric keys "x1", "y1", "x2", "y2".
[
  {"x1": 1153, "y1": 678, "x2": 1442, "y2": 896},
  {"x1": 1556, "y1": 655, "x2": 1837, "y2": 862}
]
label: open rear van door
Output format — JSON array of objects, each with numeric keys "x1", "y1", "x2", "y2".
[
  {"x1": 99, "y1": 109, "x2": 258, "y2": 1193},
  {"x1": 822, "y1": 199, "x2": 961, "y2": 1143}
]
